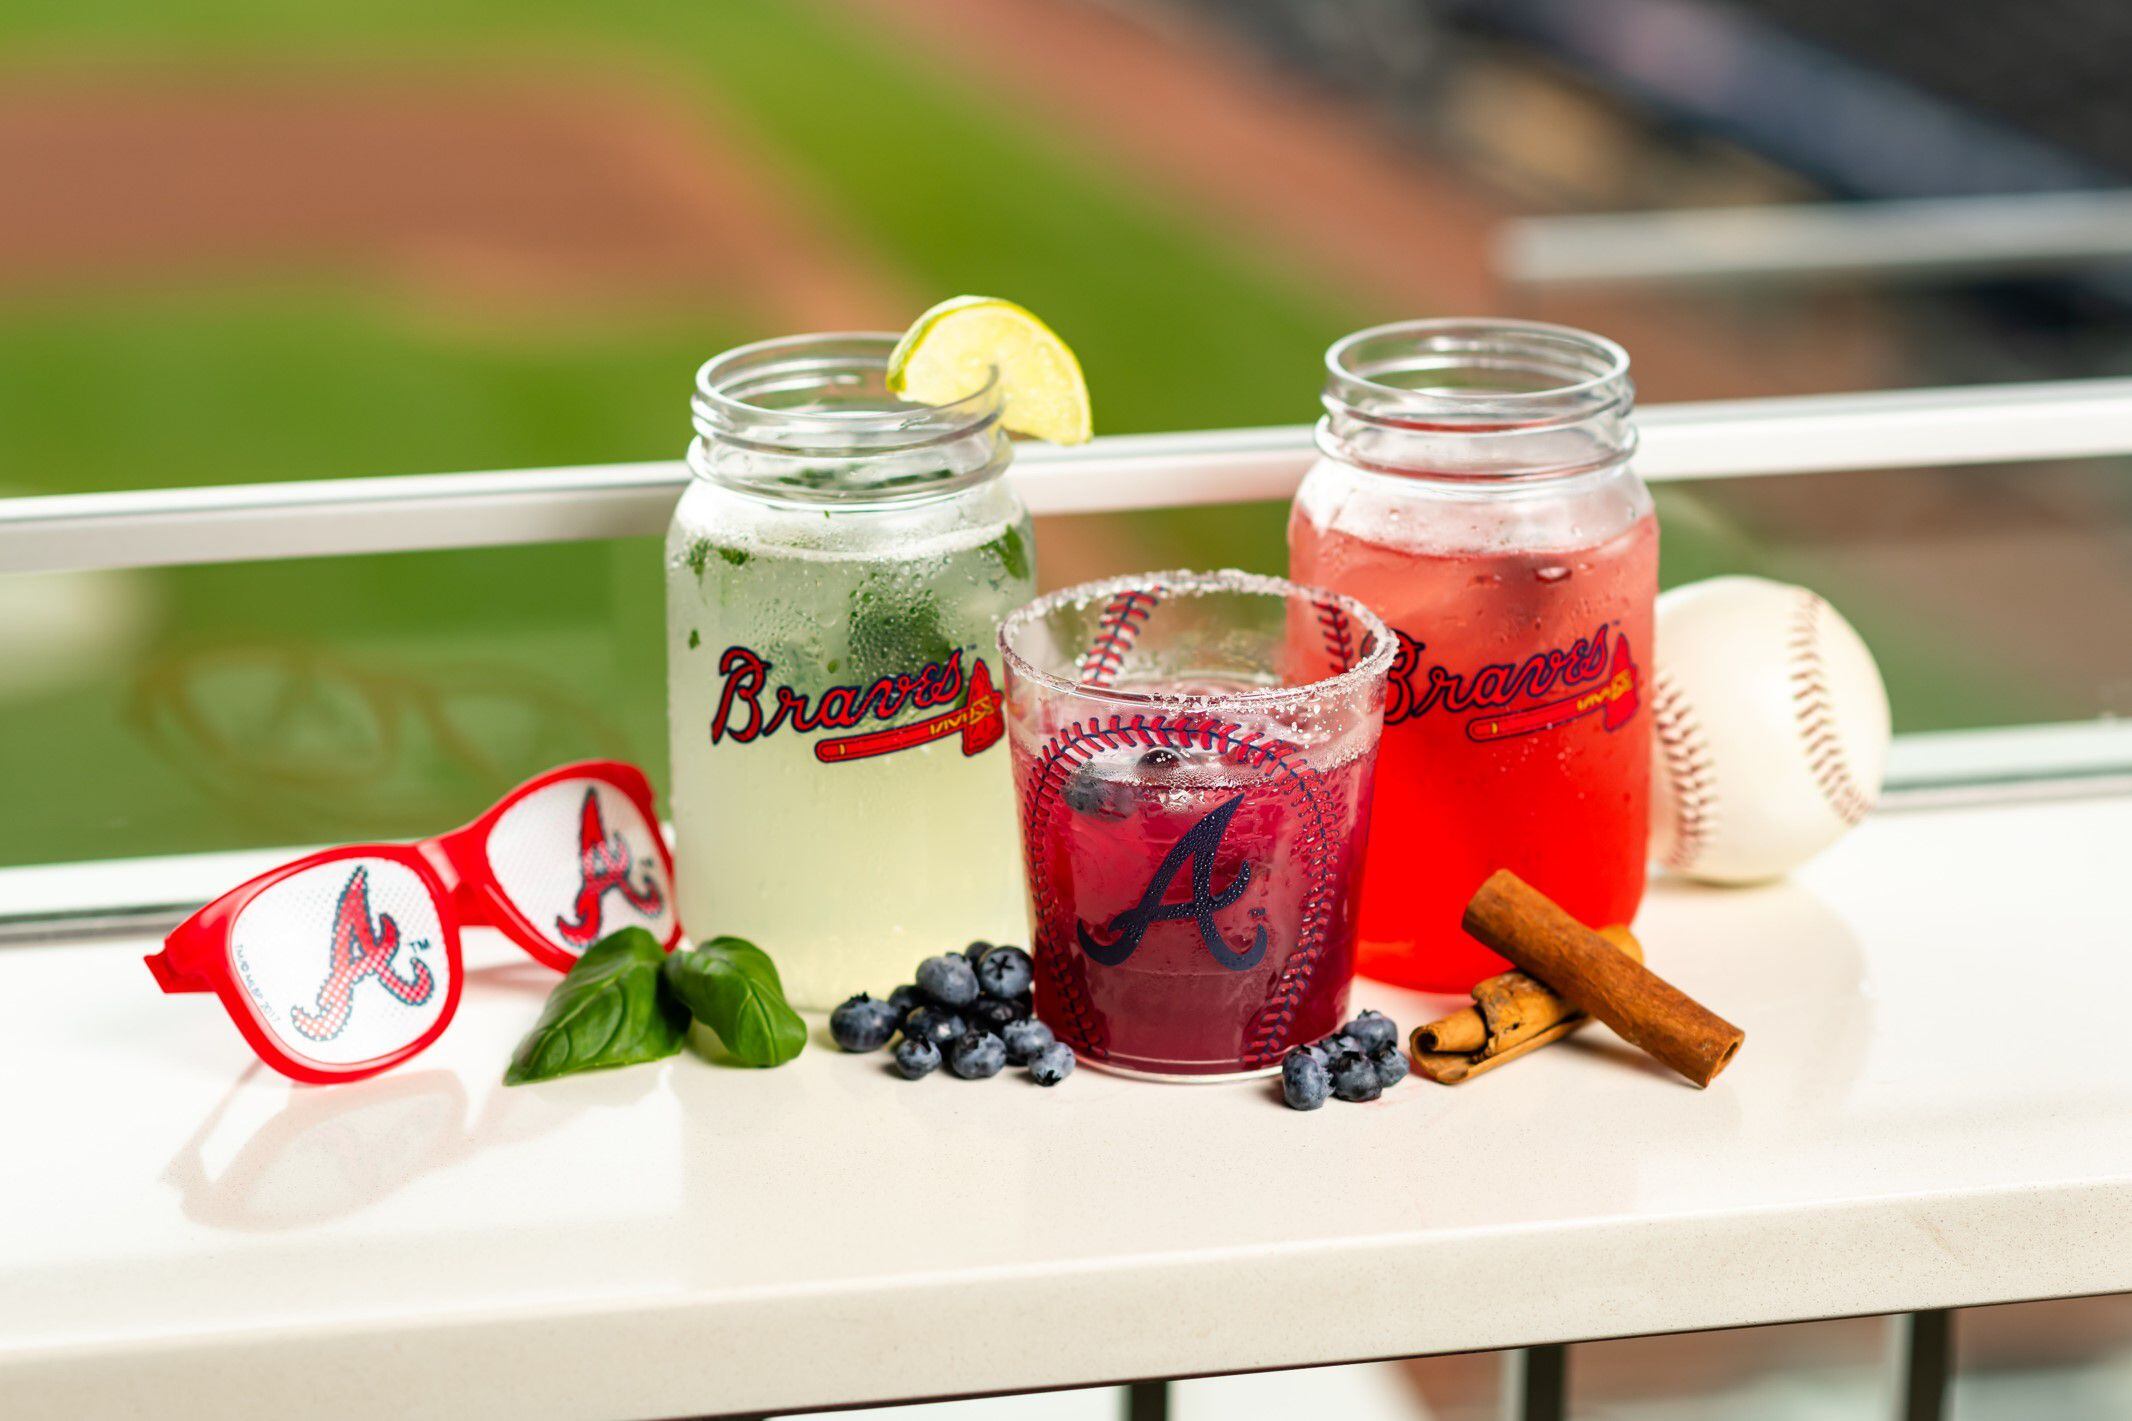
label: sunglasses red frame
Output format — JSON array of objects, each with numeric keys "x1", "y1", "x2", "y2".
[{"x1": 146, "y1": 759, "x2": 680, "y2": 1084}]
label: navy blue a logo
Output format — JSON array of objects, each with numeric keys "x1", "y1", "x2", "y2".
[{"x1": 1079, "y1": 793, "x2": 1267, "y2": 971}]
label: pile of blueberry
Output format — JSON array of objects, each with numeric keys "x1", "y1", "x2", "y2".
[
  {"x1": 1281, "y1": 1010, "x2": 1408, "y2": 1110},
  {"x1": 830, "y1": 943, "x2": 1076, "y2": 1087}
]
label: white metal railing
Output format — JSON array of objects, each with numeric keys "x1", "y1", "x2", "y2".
[
  {"x1": 5, "y1": 379, "x2": 2132, "y2": 575},
  {"x1": 1502, "y1": 191, "x2": 2132, "y2": 286},
  {"x1": 3, "y1": 375, "x2": 2131, "y2": 931}
]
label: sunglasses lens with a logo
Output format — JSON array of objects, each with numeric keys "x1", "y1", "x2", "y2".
[
  {"x1": 148, "y1": 760, "x2": 676, "y2": 1083},
  {"x1": 150, "y1": 847, "x2": 464, "y2": 1083},
  {"x1": 440, "y1": 764, "x2": 677, "y2": 971}
]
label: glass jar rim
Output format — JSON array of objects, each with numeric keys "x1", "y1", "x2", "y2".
[
  {"x1": 998, "y1": 568, "x2": 1395, "y2": 709},
  {"x1": 692, "y1": 330, "x2": 1001, "y2": 448},
  {"x1": 1323, "y1": 317, "x2": 1631, "y2": 425}
]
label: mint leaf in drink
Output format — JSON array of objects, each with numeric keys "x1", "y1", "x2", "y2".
[
  {"x1": 983, "y1": 524, "x2": 1031, "y2": 583},
  {"x1": 849, "y1": 584, "x2": 956, "y2": 681},
  {"x1": 683, "y1": 537, "x2": 748, "y2": 578},
  {"x1": 504, "y1": 928, "x2": 686, "y2": 1085},
  {"x1": 663, "y1": 936, "x2": 807, "y2": 1068}
]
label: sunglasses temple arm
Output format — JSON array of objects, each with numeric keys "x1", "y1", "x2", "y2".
[{"x1": 144, "y1": 927, "x2": 214, "y2": 994}]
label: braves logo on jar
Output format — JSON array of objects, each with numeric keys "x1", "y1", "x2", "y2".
[
  {"x1": 1078, "y1": 792, "x2": 1268, "y2": 971},
  {"x1": 555, "y1": 788, "x2": 666, "y2": 948},
  {"x1": 1384, "y1": 625, "x2": 1640, "y2": 742},
  {"x1": 709, "y1": 646, "x2": 1004, "y2": 764},
  {"x1": 291, "y1": 866, "x2": 436, "y2": 1042}
]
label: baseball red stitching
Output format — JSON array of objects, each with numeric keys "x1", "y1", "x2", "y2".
[
  {"x1": 1652, "y1": 665, "x2": 1717, "y2": 872},
  {"x1": 1313, "y1": 598, "x2": 1357, "y2": 671},
  {"x1": 1019, "y1": 712, "x2": 1337, "y2": 1068},
  {"x1": 1788, "y1": 592, "x2": 1875, "y2": 827},
  {"x1": 1078, "y1": 587, "x2": 1162, "y2": 688}
]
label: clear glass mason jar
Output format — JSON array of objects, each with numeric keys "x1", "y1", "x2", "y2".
[
  {"x1": 666, "y1": 333, "x2": 1036, "y2": 1008},
  {"x1": 1287, "y1": 319, "x2": 1656, "y2": 993}
]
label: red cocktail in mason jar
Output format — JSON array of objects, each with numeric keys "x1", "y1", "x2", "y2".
[
  {"x1": 1000, "y1": 571, "x2": 1393, "y2": 1079},
  {"x1": 1289, "y1": 320, "x2": 1657, "y2": 993}
]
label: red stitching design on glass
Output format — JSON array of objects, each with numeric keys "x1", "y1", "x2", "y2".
[{"x1": 1077, "y1": 586, "x2": 1163, "y2": 687}]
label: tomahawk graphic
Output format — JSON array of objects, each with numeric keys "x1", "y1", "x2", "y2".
[
  {"x1": 555, "y1": 788, "x2": 666, "y2": 947},
  {"x1": 812, "y1": 658, "x2": 1005, "y2": 764},
  {"x1": 1466, "y1": 634, "x2": 1642, "y2": 742},
  {"x1": 291, "y1": 866, "x2": 436, "y2": 1042}
]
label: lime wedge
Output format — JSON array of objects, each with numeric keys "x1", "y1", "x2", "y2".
[{"x1": 888, "y1": 296, "x2": 1093, "y2": 445}]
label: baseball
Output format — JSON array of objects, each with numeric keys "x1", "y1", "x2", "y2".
[{"x1": 1650, "y1": 576, "x2": 1891, "y2": 884}]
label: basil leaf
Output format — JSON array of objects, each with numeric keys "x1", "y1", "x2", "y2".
[
  {"x1": 663, "y1": 935, "x2": 807, "y2": 1068},
  {"x1": 504, "y1": 928, "x2": 686, "y2": 1085}
]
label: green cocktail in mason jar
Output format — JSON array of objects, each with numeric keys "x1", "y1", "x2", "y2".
[{"x1": 667, "y1": 308, "x2": 1082, "y2": 1009}]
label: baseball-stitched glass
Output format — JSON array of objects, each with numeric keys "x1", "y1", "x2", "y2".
[
  {"x1": 1000, "y1": 571, "x2": 1393, "y2": 1080},
  {"x1": 146, "y1": 760, "x2": 679, "y2": 1083}
]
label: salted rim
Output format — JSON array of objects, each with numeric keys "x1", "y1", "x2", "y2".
[{"x1": 997, "y1": 567, "x2": 1395, "y2": 709}]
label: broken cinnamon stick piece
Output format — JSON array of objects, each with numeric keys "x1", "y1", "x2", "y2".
[
  {"x1": 1462, "y1": 871, "x2": 1743, "y2": 1088},
  {"x1": 1412, "y1": 926, "x2": 1644, "y2": 1056},
  {"x1": 1415, "y1": 1015, "x2": 1585, "y2": 1084}
]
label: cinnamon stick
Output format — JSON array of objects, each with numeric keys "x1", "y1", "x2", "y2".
[
  {"x1": 1414, "y1": 1016, "x2": 1585, "y2": 1084},
  {"x1": 1461, "y1": 871, "x2": 1743, "y2": 1087},
  {"x1": 1412, "y1": 926, "x2": 1644, "y2": 1056}
]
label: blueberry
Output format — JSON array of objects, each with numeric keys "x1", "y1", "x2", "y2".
[
  {"x1": 1062, "y1": 764, "x2": 1131, "y2": 819},
  {"x1": 975, "y1": 945, "x2": 1034, "y2": 1000},
  {"x1": 830, "y1": 993, "x2": 899, "y2": 1052},
  {"x1": 947, "y1": 1031, "x2": 1007, "y2": 1080},
  {"x1": 968, "y1": 996, "x2": 1023, "y2": 1032},
  {"x1": 1371, "y1": 1047, "x2": 1409, "y2": 1090},
  {"x1": 1320, "y1": 1033, "x2": 1363, "y2": 1060},
  {"x1": 903, "y1": 1006, "x2": 965, "y2": 1049},
  {"x1": 1344, "y1": 1010, "x2": 1397, "y2": 1054},
  {"x1": 887, "y1": 984, "x2": 923, "y2": 1017},
  {"x1": 1282, "y1": 1050, "x2": 1331, "y2": 1110},
  {"x1": 1001, "y1": 1017, "x2": 1056, "y2": 1065},
  {"x1": 1138, "y1": 747, "x2": 1182, "y2": 772},
  {"x1": 1331, "y1": 1051, "x2": 1382, "y2": 1103},
  {"x1": 1028, "y1": 1042, "x2": 1076, "y2": 1086},
  {"x1": 893, "y1": 1036, "x2": 941, "y2": 1079},
  {"x1": 964, "y1": 940, "x2": 994, "y2": 967},
  {"x1": 1288, "y1": 1040, "x2": 1329, "y2": 1069},
  {"x1": 916, "y1": 954, "x2": 980, "y2": 1008}
]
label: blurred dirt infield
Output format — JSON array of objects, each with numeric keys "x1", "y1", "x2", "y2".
[{"x1": 0, "y1": 65, "x2": 909, "y2": 327}]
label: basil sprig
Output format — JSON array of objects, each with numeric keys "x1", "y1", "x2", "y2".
[
  {"x1": 504, "y1": 928, "x2": 687, "y2": 1085},
  {"x1": 663, "y1": 935, "x2": 807, "y2": 1068},
  {"x1": 505, "y1": 929, "x2": 808, "y2": 1084}
]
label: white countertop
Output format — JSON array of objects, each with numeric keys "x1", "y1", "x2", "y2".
[{"x1": 5, "y1": 792, "x2": 2131, "y2": 1420}]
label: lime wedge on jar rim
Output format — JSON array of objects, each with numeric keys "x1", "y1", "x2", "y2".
[{"x1": 887, "y1": 296, "x2": 1093, "y2": 445}]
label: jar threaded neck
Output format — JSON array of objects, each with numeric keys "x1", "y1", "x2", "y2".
[
  {"x1": 1318, "y1": 319, "x2": 1636, "y2": 481},
  {"x1": 690, "y1": 332, "x2": 1009, "y2": 505}
]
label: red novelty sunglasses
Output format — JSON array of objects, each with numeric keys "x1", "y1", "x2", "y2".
[{"x1": 146, "y1": 760, "x2": 681, "y2": 1084}]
